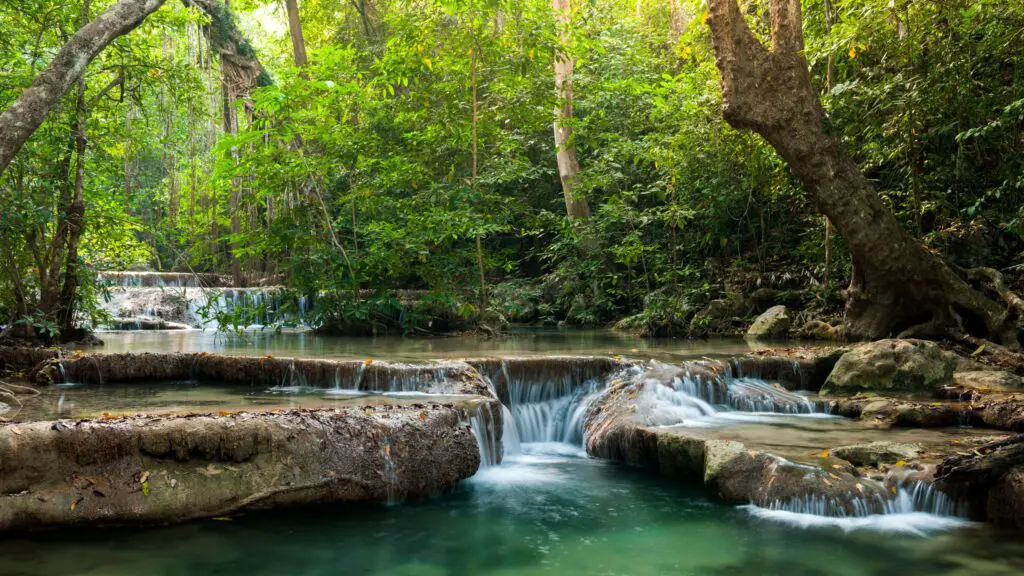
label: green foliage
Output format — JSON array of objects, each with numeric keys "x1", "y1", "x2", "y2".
[{"x1": 0, "y1": 0, "x2": 1020, "y2": 337}]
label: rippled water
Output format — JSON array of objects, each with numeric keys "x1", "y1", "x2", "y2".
[{"x1": 1, "y1": 443, "x2": 1022, "y2": 576}]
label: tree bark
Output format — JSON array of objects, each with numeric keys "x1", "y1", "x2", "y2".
[
  {"x1": 551, "y1": 0, "x2": 590, "y2": 223},
  {"x1": 0, "y1": 0, "x2": 167, "y2": 176},
  {"x1": 285, "y1": 0, "x2": 308, "y2": 68},
  {"x1": 706, "y1": 0, "x2": 1021, "y2": 348}
]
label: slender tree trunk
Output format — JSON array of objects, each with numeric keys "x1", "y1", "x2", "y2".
[
  {"x1": 822, "y1": 0, "x2": 834, "y2": 287},
  {"x1": 551, "y1": 0, "x2": 590, "y2": 223},
  {"x1": 706, "y1": 0, "x2": 1021, "y2": 347},
  {"x1": 469, "y1": 0, "x2": 487, "y2": 313},
  {"x1": 285, "y1": 0, "x2": 308, "y2": 68},
  {"x1": 56, "y1": 0, "x2": 93, "y2": 335}
]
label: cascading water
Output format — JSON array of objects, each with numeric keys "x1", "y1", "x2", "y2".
[{"x1": 745, "y1": 481, "x2": 970, "y2": 534}]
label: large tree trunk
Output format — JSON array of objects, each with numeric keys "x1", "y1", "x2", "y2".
[
  {"x1": 285, "y1": 0, "x2": 308, "y2": 68},
  {"x1": 551, "y1": 0, "x2": 590, "y2": 223},
  {"x1": 706, "y1": 0, "x2": 1021, "y2": 348},
  {"x1": 0, "y1": 0, "x2": 167, "y2": 176}
]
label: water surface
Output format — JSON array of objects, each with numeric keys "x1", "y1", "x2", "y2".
[
  {"x1": 1, "y1": 444, "x2": 1021, "y2": 576},
  {"x1": 89, "y1": 328, "x2": 783, "y2": 361}
]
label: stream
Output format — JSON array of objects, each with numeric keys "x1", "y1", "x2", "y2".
[{"x1": 5, "y1": 330, "x2": 1024, "y2": 575}]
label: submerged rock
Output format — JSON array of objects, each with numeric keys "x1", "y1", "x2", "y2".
[
  {"x1": 822, "y1": 339, "x2": 957, "y2": 397},
  {"x1": 831, "y1": 442, "x2": 923, "y2": 467},
  {"x1": 0, "y1": 405, "x2": 481, "y2": 532},
  {"x1": 745, "y1": 305, "x2": 790, "y2": 339}
]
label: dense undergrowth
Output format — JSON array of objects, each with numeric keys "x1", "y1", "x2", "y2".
[{"x1": 0, "y1": 0, "x2": 1021, "y2": 337}]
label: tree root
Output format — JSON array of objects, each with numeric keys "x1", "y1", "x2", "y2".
[{"x1": 0, "y1": 379, "x2": 39, "y2": 420}]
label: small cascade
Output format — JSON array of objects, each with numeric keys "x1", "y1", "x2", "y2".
[
  {"x1": 382, "y1": 435, "x2": 400, "y2": 503},
  {"x1": 759, "y1": 481, "x2": 958, "y2": 518},
  {"x1": 470, "y1": 402, "x2": 504, "y2": 467},
  {"x1": 723, "y1": 377, "x2": 817, "y2": 414}
]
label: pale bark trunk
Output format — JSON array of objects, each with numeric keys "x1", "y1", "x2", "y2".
[
  {"x1": 706, "y1": 0, "x2": 1020, "y2": 347},
  {"x1": 285, "y1": 0, "x2": 308, "y2": 68},
  {"x1": 0, "y1": 0, "x2": 167, "y2": 176},
  {"x1": 552, "y1": 0, "x2": 590, "y2": 223}
]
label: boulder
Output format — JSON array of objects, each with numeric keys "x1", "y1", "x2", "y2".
[
  {"x1": 745, "y1": 305, "x2": 790, "y2": 339},
  {"x1": 821, "y1": 339, "x2": 957, "y2": 397},
  {"x1": 831, "y1": 441, "x2": 922, "y2": 467}
]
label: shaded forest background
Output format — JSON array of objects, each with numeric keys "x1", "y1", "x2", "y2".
[{"x1": 1, "y1": 0, "x2": 1021, "y2": 337}]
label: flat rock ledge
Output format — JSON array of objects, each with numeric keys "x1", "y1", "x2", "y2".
[{"x1": 0, "y1": 404, "x2": 483, "y2": 532}]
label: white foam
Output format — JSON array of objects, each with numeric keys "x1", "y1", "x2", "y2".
[{"x1": 743, "y1": 505, "x2": 974, "y2": 536}]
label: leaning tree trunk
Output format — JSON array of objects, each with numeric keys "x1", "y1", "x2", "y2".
[
  {"x1": 0, "y1": 0, "x2": 167, "y2": 176},
  {"x1": 706, "y1": 0, "x2": 1021, "y2": 348},
  {"x1": 551, "y1": 0, "x2": 590, "y2": 223}
]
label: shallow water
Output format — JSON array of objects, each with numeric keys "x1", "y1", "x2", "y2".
[
  {"x1": 88, "y1": 328, "x2": 782, "y2": 361},
  {"x1": 1, "y1": 444, "x2": 1022, "y2": 576}
]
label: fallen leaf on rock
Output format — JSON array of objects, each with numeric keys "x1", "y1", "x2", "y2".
[
  {"x1": 831, "y1": 465, "x2": 843, "y2": 470},
  {"x1": 211, "y1": 517, "x2": 232, "y2": 522},
  {"x1": 894, "y1": 460, "x2": 906, "y2": 467},
  {"x1": 818, "y1": 450, "x2": 830, "y2": 458},
  {"x1": 139, "y1": 471, "x2": 150, "y2": 484},
  {"x1": 10, "y1": 427, "x2": 22, "y2": 435},
  {"x1": 69, "y1": 496, "x2": 83, "y2": 512}
]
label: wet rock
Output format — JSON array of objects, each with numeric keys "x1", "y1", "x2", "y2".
[
  {"x1": 954, "y1": 371, "x2": 1024, "y2": 393},
  {"x1": 0, "y1": 402, "x2": 9, "y2": 416},
  {"x1": 585, "y1": 376, "x2": 890, "y2": 510},
  {"x1": 0, "y1": 406, "x2": 481, "y2": 531},
  {"x1": 821, "y1": 339, "x2": 957, "y2": 397},
  {"x1": 745, "y1": 305, "x2": 790, "y2": 339},
  {"x1": 831, "y1": 441, "x2": 922, "y2": 467}
]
